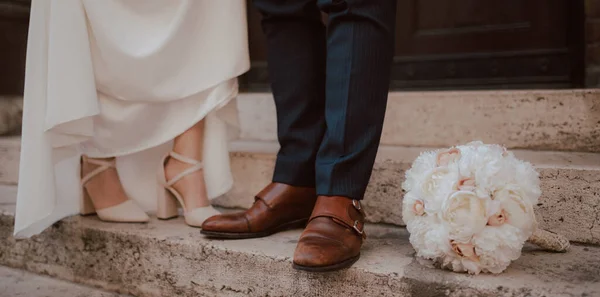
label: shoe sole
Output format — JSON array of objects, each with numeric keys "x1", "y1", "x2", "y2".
[
  {"x1": 80, "y1": 213, "x2": 149, "y2": 224},
  {"x1": 200, "y1": 218, "x2": 308, "y2": 239},
  {"x1": 292, "y1": 254, "x2": 361, "y2": 272}
]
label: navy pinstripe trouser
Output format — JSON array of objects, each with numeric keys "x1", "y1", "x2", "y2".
[{"x1": 253, "y1": 0, "x2": 397, "y2": 200}]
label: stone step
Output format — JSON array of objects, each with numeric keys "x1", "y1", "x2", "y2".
[
  {"x1": 0, "y1": 194, "x2": 599, "y2": 297},
  {"x1": 236, "y1": 90, "x2": 600, "y2": 152},
  {"x1": 216, "y1": 141, "x2": 600, "y2": 245},
  {"x1": 1, "y1": 136, "x2": 599, "y2": 245},
  {"x1": 0, "y1": 265, "x2": 128, "y2": 297},
  {"x1": 0, "y1": 136, "x2": 19, "y2": 185}
]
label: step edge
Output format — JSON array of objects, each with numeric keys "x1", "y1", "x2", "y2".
[
  {"x1": 238, "y1": 89, "x2": 598, "y2": 99},
  {"x1": 229, "y1": 140, "x2": 600, "y2": 170}
]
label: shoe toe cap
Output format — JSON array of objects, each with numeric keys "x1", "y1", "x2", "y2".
[
  {"x1": 293, "y1": 236, "x2": 352, "y2": 268},
  {"x1": 200, "y1": 213, "x2": 250, "y2": 233},
  {"x1": 96, "y1": 200, "x2": 150, "y2": 223}
]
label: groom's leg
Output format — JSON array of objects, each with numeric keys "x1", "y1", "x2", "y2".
[
  {"x1": 315, "y1": 0, "x2": 397, "y2": 200},
  {"x1": 293, "y1": 0, "x2": 397, "y2": 272},
  {"x1": 253, "y1": 0, "x2": 327, "y2": 187},
  {"x1": 200, "y1": 0, "x2": 325, "y2": 239}
]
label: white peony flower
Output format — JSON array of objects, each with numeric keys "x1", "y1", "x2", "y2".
[
  {"x1": 402, "y1": 150, "x2": 438, "y2": 192},
  {"x1": 494, "y1": 187, "x2": 538, "y2": 239},
  {"x1": 406, "y1": 215, "x2": 451, "y2": 260},
  {"x1": 512, "y1": 160, "x2": 542, "y2": 203},
  {"x1": 472, "y1": 224, "x2": 525, "y2": 274},
  {"x1": 417, "y1": 166, "x2": 459, "y2": 213},
  {"x1": 441, "y1": 191, "x2": 488, "y2": 243},
  {"x1": 421, "y1": 167, "x2": 448, "y2": 198}
]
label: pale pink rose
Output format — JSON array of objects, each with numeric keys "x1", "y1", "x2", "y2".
[
  {"x1": 456, "y1": 177, "x2": 476, "y2": 191},
  {"x1": 436, "y1": 148, "x2": 461, "y2": 166},
  {"x1": 451, "y1": 240, "x2": 479, "y2": 262},
  {"x1": 413, "y1": 200, "x2": 425, "y2": 216},
  {"x1": 487, "y1": 209, "x2": 507, "y2": 226}
]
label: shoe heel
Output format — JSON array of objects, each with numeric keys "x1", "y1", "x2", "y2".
[
  {"x1": 80, "y1": 188, "x2": 96, "y2": 216},
  {"x1": 157, "y1": 186, "x2": 179, "y2": 220}
]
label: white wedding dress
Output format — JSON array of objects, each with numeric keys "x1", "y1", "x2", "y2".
[{"x1": 13, "y1": 0, "x2": 250, "y2": 237}]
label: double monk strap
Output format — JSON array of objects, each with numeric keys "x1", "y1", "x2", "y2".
[
  {"x1": 201, "y1": 183, "x2": 317, "y2": 239},
  {"x1": 293, "y1": 196, "x2": 366, "y2": 272}
]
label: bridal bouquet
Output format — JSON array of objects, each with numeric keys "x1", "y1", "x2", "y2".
[{"x1": 402, "y1": 141, "x2": 567, "y2": 275}]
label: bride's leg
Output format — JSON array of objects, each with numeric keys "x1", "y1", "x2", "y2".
[
  {"x1": 164, "y1": 119, "x2": 210, "y2": 209},
  {"x1": 81, "y1": 157, "x2": 130, "y2": 209}
]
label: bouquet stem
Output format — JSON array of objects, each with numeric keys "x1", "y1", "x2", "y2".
[{"x1": 527, "y1": 229, "x2": 570, "y2": 252}]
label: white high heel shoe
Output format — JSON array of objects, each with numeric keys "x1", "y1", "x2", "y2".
[
  {"x1": 80, "y1": 156, "x2": 150, "y2": 223},
  {"x1": 156, "y1": 152, "x2": 220, "y2": 227}
]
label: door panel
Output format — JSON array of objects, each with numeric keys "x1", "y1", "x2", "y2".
[
  {"x1": 0, "y1": 3, "x2": 29, "y2": 95},
  {"x1": 241, "y1": 0, "x2": 582, "y2": 91},
  {"x1": 393, "y1": 0, "x2": 574, "y2": 89}
]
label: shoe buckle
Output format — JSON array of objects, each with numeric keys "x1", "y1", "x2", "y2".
[
  {"x1": 353, "y1": 220, "x2": 364, "y2": 235},
  {"x1": 352, "y1": 200, "x2": 362, "y2": 211}
]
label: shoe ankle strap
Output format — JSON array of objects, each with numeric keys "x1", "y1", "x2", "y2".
[
  {"x1": 80, "y1": 156, "x2": 116, "y2": 186},
  {"x1": 82, "y1": 155, "x2": 116, "y2": 168},
  {"x1": 165, "y1": 152, "x2": 204, "y2": 187},
  {"x1": 308, "y1": 196, "x2": 366, "y2": 239},
  {"x1": 254, "y1": 183, "x2": 317, "y2": 208},
  {"x1": 169, "y1": 151, "x2": 201, "y2": 165}
]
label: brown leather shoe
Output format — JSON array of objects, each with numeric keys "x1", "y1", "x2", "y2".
[
  {"x1": 200, "y1": 183, "x2": 317, "y2": 239},
  {"x1": 292, "y1": 196, "x2": 366, "y2": 272}
]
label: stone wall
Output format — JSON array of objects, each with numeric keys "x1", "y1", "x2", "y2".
[{"x1": 586, "y1": 0, "x2": 600, "y2": 87}]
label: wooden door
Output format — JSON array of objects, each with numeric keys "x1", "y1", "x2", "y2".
[
  {"x1": 241, "y1": 0, "x2": 583, "y2": 91},
  {"x1": 240, "y1": 4, "x2": 269, "y2": 91},
  {"x1": 0, "y1": 2, "x2": 30, "y2": 95},
  {"x1": 392, "y1": 0, "x2": 583, "y2": 89}
]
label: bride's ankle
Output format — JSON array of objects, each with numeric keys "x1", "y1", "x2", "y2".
[
  {"x1": 80, "y1": 156, "x2": 128, "y2": 210},
  {"x1": 164, "y1": 156, "x2": 191, "y2": 179},
  {"x1": 82, "y1": 156, "x2": 115, "y2": 175},
  {"x1": 163, "y1": 154, "x2": 210, "y2": 209}
]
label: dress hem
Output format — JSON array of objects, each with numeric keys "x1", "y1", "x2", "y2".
[{"x1": 82, "y1": 81, "x2": 239, "y2": 159}]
